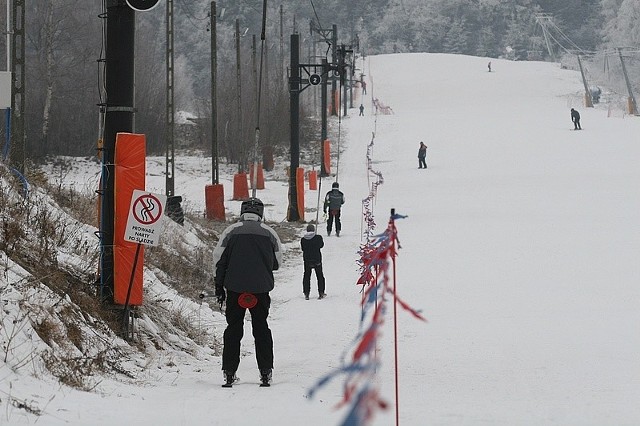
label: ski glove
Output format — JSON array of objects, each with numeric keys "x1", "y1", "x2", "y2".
[{"x1": 215, "y1": 285, "x2": 226, "y2": 305}]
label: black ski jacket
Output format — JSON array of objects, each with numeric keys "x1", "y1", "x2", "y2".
[
  {"x1": 324, "y1": 189, "x2": 345, "y2": 213},
  {"x1": 301, "y1": 231, "x2": 324, "y2": 264},
  {"x1": 213, "y1": 213, "x2": 283, "y2": 294},
  {"x1": 571, "y1": 109, "x2": 580, "y2": 121}
]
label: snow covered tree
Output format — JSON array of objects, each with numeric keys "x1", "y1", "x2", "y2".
[
  {"x1": 601, "y1": 0, "x2": 640, "y2": 46},
  {"x1": 443, "y1": 19, "x2": 469, "y2": 54}
]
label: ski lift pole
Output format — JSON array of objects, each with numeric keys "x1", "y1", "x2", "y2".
[
  {"x1": 315, "y1": 175, "x2": 322, "y2": 224},
  {"x1": 251, "y1": 0, "x2": 269, "y2": 198},
  {"x1": 617, "y1": 47, "x2": 638, "y2": 115},
  {"x1": 251, "y1": 128, "x2": 260, "y2": 198},
  {"x1": 576, "y1": 54, "x2": 593, "y2": 107}
]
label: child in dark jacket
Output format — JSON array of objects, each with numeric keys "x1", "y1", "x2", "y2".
[{"x1": 300, "y1": 224, "x2": 326, "y2": 299}]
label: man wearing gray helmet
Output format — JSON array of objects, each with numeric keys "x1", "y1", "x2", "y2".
[{"x1": 213, "y1": 198, "x2": 283, "y2": 387}]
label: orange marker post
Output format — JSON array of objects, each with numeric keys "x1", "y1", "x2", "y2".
[
  {"x1": 249, "y1": 163, "x2": 265, "y2": 190},
  {"x1": 296, "y1": 167, "x2": 305, "y2": 221},
  {"x1": 308, "y1": 170, "x2": 317, "y2": 190},
  {"x1": 205, "y1": 184, "x2": 225, "y2": 220},
  {"x1": 232, "y1": 173, "x2": 249, "y2": 201}
]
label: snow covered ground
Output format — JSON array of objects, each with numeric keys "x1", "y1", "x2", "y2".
[{"x1": 3, "y1": 53, "x2": 640, "y2": 425}]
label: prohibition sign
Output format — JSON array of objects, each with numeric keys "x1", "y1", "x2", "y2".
[{"x1": 132, "y1": 193, "x2": 163, "y2": 225}]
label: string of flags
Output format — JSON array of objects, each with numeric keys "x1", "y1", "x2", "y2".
[
  {"x1": 309, "y1": 133, "x2": 426, "y2": 426},
  {"x1": 361, "y1": 134, "x2": 384, "y2": 242}
]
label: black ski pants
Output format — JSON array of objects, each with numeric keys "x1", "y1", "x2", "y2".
[
  {"x1": 327, "y1": 209, "x2": 342, "y2": 234},
  {"x1": 222, "y1": 290, "x2": 273, "y2": 373},
  {"x1": 303, "y1": 261, "x2": 326, "y2": 296}
]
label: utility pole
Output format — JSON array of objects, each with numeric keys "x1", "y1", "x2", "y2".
[
  {"x1": 321, "y1": 58, "x2": 328, "y2": 177},
  {"x1": 210, "y1": 1, "x2": 218, "y2": 184},
  {"x1": 337, "y1": 44, "x2": 353, "y2": 117},
  {"x1": 288, "y1": 33, "x2": 330, "y2": 219},
  {"x1": 288, "y1": 34, "x2": 301, "y2": 221},
  {"x1": 576, "y1": 54, "x2": 593, "y2": 107},
  {"x1": 350, "y1": 36, "x2": 358, "y2": 109},
  {"x1": 331, "y1": 24, "x2": 337, "y2": 115},
  {"x1": 101, "y1": 0, "x2": 135, "y2": 302},
  {"x1": 251, "y1": 34, "x2": 258, "y2": 193},
  {"x1": 279, "y1": 5, "x2": 284, "y2": 84},
  {"x1": 9, "y1": 0, "x2": 25, "y2": 173},
  {"x1": 164, "y1": 0, "x2": 183, "y2": 225},
  {"x1": 165, "y1": 0, "x2": 175, "y2": 196},
  {"x1": 235, "y1": 19, "x2": 243, "y2": 172},
  {"x1": 617, "y1": 48, "x2": 638, "y2": 115},
  {"x1": 263, "y1": 35, "x2": 272, "y2": 171},
  {"x1": 309, "y1": 23, "x2": 336, "y2": 177},
  {"x1": 310, "y1": 21, "x2": 317, "y2": 116}
]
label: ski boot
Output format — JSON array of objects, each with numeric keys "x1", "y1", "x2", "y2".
[
  {"x1": 260, "y1": 368, "x2": 272, "y2": 387},
  {"x1": 222, "y1": 370, "x2": 237, "y2": 387}
]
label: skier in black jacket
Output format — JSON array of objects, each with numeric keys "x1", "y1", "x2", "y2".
[
  {"x1": 300, "y1": 223, "x2": 326, "y2": 300},
  {"x1": 213, "y1": 198, "x2": 283, "y2": 387},
  {"x1": 323, "y1": 181, "x2": 345, "y2": 236},
  {"x1": 418, "y1": 141, "x2": 427, "y2": 169},
  {"x1": 571, "y1": 108, "x2": 581, "y2": 130}
]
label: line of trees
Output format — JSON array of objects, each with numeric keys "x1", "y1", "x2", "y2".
[{"x1": 0, "y1": 0, "x2": 637, "y2": 162}]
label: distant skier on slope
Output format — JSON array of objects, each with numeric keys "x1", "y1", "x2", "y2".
[
  {"x1": 418, "y1": 141, "x2": 427, "y2": 169},
  {"x1": 323, "y1": 182, "x2": 345, "y2": 237},
  {"x1": 571, "y1": 108, "x2": 581, "y2": 130}
]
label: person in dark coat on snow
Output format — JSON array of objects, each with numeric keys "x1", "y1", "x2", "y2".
[
  {"x1": 323, "y1": 182, "x2": 345, "y2": 237},
  {"x1": 300, "y1": 223, "x2": 326, "y2": 300},
  {"x1": 359, "y1": 104, "x2": 365, "y2": 116},
  {"x1": 571, "y1": 108, "x2": 581, "y2": 130},
  {"x1": 418, "y1": 141, "x2": 427, "y2": 169},
  {"x1": 213, "y1": 198, "x2": 283, "y2": 386}
]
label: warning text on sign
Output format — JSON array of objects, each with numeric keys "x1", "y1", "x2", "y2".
[
  {"x1": 124, "y1": 190, "x2": 167, "y2": 246},
  {"x1": 127, "y1": 225, "x2": 156, "y2": 244}
]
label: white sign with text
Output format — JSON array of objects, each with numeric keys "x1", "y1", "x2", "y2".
[{"x1": 124, "y1": 190, "x2": 167, "y2": 246}]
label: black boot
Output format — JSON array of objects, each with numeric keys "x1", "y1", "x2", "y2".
[
  {"x1": 260, "y1": 368, "x2": 272, "y2": 386},
  {"x1": 223, "y1": 370, "x2": 237, "y2": 387}
]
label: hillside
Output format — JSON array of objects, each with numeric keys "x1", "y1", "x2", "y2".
[{"x1": 2, "y1": 53, "x2": 640, "y2": 425}]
